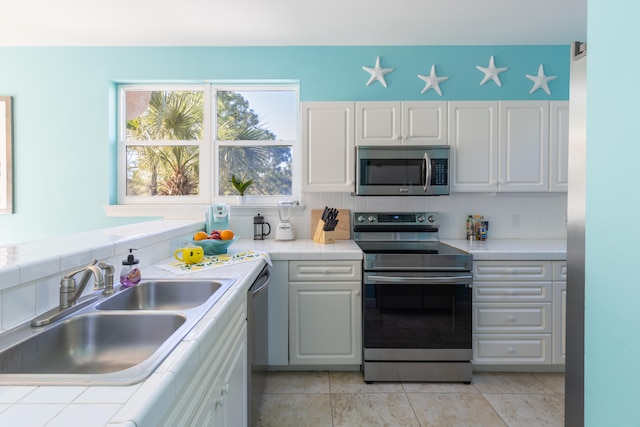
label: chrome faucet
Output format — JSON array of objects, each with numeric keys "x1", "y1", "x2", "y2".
[
  {"x1": 59, "y1": 258, "x2": 116, "y2": 308},
  {"x1": 31, "y1": 258, "x2": 116, "y2": 327}
]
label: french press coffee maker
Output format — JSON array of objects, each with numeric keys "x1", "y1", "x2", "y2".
[{"x1": 253, "y1": 213, "x2": 271, "y2": 240}]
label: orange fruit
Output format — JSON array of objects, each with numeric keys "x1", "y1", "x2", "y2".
[
  {"x1": 193, "y1": 231, "x2": 209, "y2": 241},
  {"x1": 220, "y1": 229, "x2": 234, "y2": 240}
]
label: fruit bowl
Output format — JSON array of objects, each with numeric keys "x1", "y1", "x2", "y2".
[{"x1": 190, "y1": 236, "x2": 238, "y2": 255}]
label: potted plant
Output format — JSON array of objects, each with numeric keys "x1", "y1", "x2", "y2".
[{"x1": 230, "y1": 174, "x2": 254, "y2": 204}]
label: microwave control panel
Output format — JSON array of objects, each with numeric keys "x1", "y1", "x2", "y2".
[{"x1": 432, "y1": 159, "x2": 448, "y2": 185}]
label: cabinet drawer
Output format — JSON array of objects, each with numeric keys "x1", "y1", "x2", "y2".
[
  {"x1": 473, "y1": 303, "x2": 552, "y2": 333},
  {"x1": 473, "y1": 334, "x2": 551, "y2": 364},
  {"x1": 473, "y1": 282, "x2": 552, "y2": 302},
  {"x1": 474, "y1": 261, "x2": 552, "y2": 281},
  {"x1": 553, "y1": 261, "x2": 567, "y2": 281},
  {"x1": 289, "y1": 260, "x2": 362, "y2": 281}
]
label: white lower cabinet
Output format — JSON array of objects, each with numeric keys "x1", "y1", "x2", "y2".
[
  {"x1": 289, "y1": 260, "x2": 362, "y2": 365},
  {"x1": 162, "y1": 300, "x2": 247, "y2": 427},
  {"x1": 472, "y1": 260, "x2": 564, "y2": 366}
]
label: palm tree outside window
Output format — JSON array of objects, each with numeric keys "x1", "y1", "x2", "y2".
[{"x1": 118, "y1": 84, "x2": 298, "y2": 206}]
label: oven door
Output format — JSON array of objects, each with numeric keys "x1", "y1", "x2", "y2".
[{"x1": 363, "y1": 271, "x2": 472, "y2": 361}]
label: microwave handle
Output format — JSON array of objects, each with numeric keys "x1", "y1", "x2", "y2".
[{"x1": 422, "y1": 152, "x2": 432, "y2": 192}]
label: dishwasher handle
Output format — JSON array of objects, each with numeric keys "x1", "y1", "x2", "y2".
[{"x1": 250, "y1": 267, "x2": 271, "y2": 296}]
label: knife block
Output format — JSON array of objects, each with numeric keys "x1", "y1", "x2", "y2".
[{"x1": 312, "y1": 220, "x2": 335, "y2": 244}]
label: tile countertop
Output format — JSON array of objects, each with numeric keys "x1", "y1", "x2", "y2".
[
  {"x1": 443, "y1": 238, "x2": 567, "y2": 260},
  {"x1": 229, "y1": 238, "x2": 364, "y2": 261},
  {"x1": 0, "y1": 238, "x2": 362, "y2": 427}
]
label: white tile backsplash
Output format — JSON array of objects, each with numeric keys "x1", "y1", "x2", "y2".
[
  {"x1": 231, "y1": 192, "x2": 567, "y2": 241},
  {"x1": 2, "y1": 284, "x2": 36, "y2": 330},
  {"x1": 0, "y1": 265, "x2": 19, "y2": 291},
  {"x1": 34, "y1": 275, "x2": 60, "y2": 316},
  {"x1": 0, "y1": 194, "x2": 566, "y2": 330},
  {"x1": 0, "y1": 220, "x2": 203, "y2": 331},
  {"x1": 17, "y1": 257, "x2": 61, "y2": 284}
]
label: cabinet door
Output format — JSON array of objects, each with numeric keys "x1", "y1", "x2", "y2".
[
  {"x1": 193, "y1": 324, "x2": 247, "y2": 427},
  {"x1": 301, "y1": 102, "x2": 355, "y2": 192},
  {"x1": 289, "y1": 281, "x2": 362, "y2": 365},
  {"x1": 355, "y1": 101, "x2": 402, "y2": 146},
  {"x1": 553, "y1": 281, "x2": 567, "y2": 364},
  {"x1": 218, "y1": 326, "x2": 248, "y2": 427},
  {"x1": 402, "y1": 101, "x2": 448, "y2": 145},
  {"x1": 449, "y1": 101, "x2": 499, "y2": 192},
  {"x1": 550, "y1": 101, "x2": 570, "y2": 192},
  {"x1": 499, "y1": 101, "x2": 550, "y2": 192}
]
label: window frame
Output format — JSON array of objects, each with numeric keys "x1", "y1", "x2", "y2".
[{"x1": 117, "y1": 82, "x2": 299, "y2": 208}]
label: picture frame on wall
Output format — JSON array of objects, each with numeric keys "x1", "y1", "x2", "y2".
[{"x1": 1, "y1": 96, "x2": 13, "y2": 214}]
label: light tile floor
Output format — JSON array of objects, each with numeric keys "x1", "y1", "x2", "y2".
[{"x1": 254, "y1": 371, "x2": 565, "y2": 427}]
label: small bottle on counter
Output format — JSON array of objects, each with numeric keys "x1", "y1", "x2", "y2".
[
  {"x1": 466, "y1": 215, "x2": 474, "y2": 240},
  {"x1": 474, "y1": 215, "x2": 483, "y2": 241},
  {"x1": 120, "y1": 248, "x2": 141, "y2": 288}
]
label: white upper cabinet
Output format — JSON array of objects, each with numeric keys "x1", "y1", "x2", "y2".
[
  {"x1": 356, "y1": 101, "x2": 448, "y2": 146},
  {"x1": 449, "y1": 101, "x2": 500, "y2": 192},
  {"x1": 499, "y1": 101, "x2": 550, "y2": 192},
  {"x1": 301, "y1": 102, "x2": 355, "y2": 192},
  {"x1": 356, "y1": 101, "x2": 401, "y2": 146},
  {"x1": 549, "y1": 101, "x2": 570, "y2": 192},
  {"x1": 302, "y1": 100, "x2": 567, "y2": 194},
  {"x1": 451, "y1": 100, "x2": 566, "y2": 193}
]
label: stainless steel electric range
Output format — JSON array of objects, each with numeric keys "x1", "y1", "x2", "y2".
[{"x1": 353, "y1": 212, "x2": 473, "y2": 383}]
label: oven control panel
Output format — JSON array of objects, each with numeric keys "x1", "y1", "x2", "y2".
[{"x1": 354, "y1": 212, "x2": 439, "y2": 226}]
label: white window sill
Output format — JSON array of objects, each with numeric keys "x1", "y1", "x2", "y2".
[{"x1": 104, "y1": 204, "x2": 305, "y2": 219}]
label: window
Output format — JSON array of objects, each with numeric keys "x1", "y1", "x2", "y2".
[{"x1": 118, "y1": 84, "x2": 298, "y2": 206}]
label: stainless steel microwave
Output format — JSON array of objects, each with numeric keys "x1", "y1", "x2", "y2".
[{"x1": 356, "y1": 145, "x2": 450, "y2": 196}]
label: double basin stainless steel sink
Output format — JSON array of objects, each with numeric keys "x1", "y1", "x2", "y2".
[{"x1": 0, "y1": 279, "x2": 236, "y2": 385}]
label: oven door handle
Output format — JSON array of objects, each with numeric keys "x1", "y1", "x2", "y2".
[{"x1": 366, "y1": 274, "x2": 473, "y2": 284}]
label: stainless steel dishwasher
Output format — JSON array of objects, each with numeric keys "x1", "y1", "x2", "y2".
[{"x1": 248, "y1": 264, "x2": 270, "y2": 426}]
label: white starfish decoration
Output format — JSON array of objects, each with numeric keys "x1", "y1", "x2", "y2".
[
  {"x1": 417, "y1": 65, "x2": 449, "y2": 96},
  {"x1": 476, "y1": 55, "x2": 508, "y2": 87},
  {"x1": 526, "y1": 64, "x2": 557, "y2": 95},
  {"x1": 362, "y1": 56, "x2": 394, "y2": 88}
]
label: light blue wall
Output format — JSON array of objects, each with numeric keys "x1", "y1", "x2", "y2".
[
  {"x1": 0, "y1": 46, "x2": 568, "y2": 245},
  {"x1": 585, "y1": 1, "x2": 640, "y2": 425}
]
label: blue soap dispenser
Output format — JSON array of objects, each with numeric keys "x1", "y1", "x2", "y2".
[{"x1": 120, "y1": 249, "x2": 141, "y2": 288}]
